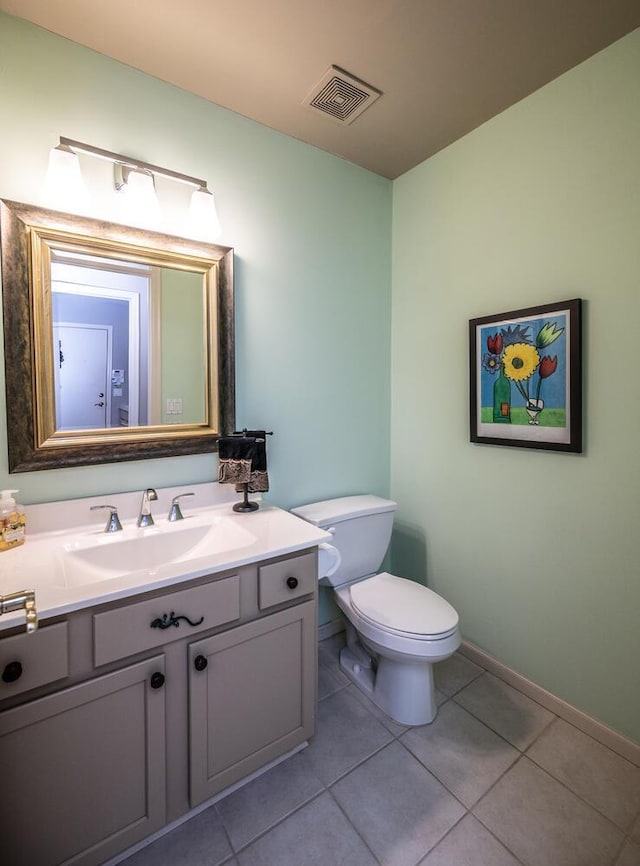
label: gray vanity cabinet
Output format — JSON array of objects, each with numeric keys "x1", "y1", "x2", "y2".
[
  {"x1": 0, "y1": 655, "x2": 167, "y2": 866},
  {"x1": 0, "y1": 547, "x2": 318, "y2": 866},
  {"x1": 189, "y1": 599, "x2": 316, "y2": 804}
]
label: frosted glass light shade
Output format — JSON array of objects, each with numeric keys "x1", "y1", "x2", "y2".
[
  {"x1": 43, "y1": 144, "x2": 89, "y2": 212},
  {"x1": 186, "y1": 186, "x2": 221, "y2": 241},
  {"x1": 117, "y1": 167, "x2": 161, "y2": 230}
]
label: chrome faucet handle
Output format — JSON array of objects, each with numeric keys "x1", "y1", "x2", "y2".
[
  {"x1": 137, "y1": 488, "x2": 158, "y2": 528},
  {"x1": 90, "y1": 504, "x2": 123, "y2": 533},
  {"x1": 168, "y1": 492, "x2": 195, "y2": 522}
]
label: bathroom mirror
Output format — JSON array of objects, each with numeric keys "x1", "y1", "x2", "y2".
[{"x1": 0, "y1": 199, "x2": 235, "y2": 472}]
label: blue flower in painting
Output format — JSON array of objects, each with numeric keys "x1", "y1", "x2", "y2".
[
  {"x1": 482, "y1": 353, "x2": 501, "y2": 374},
  {"x1": 500, "y1": 324, "x2": 532, "y2": 346}
]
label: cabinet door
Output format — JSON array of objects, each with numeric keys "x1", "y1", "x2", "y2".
[
  {"x1": 0, "y1": 656, "x2": 166, "y2": 866},
  {"x1": 189, "y1": 601, "x2": 316, "y2": 805}
]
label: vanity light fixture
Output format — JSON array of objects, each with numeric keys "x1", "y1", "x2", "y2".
[{"x1": 44, "y1": 137, "x2": 222, "y2": 241}]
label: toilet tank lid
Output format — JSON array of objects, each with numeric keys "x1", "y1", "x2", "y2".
[{"x1": 291, "y1": 495, "x2": 397, "y2": 527}]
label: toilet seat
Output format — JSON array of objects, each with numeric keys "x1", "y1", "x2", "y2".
[{"x1": 349, "y1": 572, "x2": 458, "y2": 640}]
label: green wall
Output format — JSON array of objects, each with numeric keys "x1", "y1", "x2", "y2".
[
  {"x1": 391, "y1": 29, "x2": 640, "y2": 741},
  {"x1": 0, "y1": 14, "x2": 391, "y2": 507},
  {"x1": 160, "y1": 269, "x2": 205, "y2": 425}
]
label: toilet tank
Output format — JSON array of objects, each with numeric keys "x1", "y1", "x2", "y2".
[{"x1": 291, "y1": 495, "x2": 397, "y2": 587}]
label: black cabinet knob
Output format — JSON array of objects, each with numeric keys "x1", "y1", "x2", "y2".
[
  {"x1": 2, "y1": 660, "x2": 23, "y2": 683},
  {"x1": 286, "y1": 576, "x2": 299, "y2": 590},
  {"x1": 194, "y1": 655, "x2": 208, "y2": 672},
  {"x1": 150, "y1": 671, "x2": 165, "y2": 690}
]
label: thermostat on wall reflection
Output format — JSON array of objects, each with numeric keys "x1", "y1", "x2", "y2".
[{"x1": 112, "y1": 369, "x2": 125, "y2": 385}]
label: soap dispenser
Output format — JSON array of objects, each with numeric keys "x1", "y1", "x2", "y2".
[{"x1": 0, "y1": 489, "x2": 26, "y2": 551}]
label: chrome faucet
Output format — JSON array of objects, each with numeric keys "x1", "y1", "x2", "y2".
[
  {"x1": 90, "y1": 504, "x2": 123, "y2": 533},
  {"x1": 168, "y1": 492, "x2": 194, "y2": 522},
  {"x1": 137, "y1": 488, "x2": 158, "y2": 527},
  {"x1": 0, "y1": 589, "x2": 38, "y2": 633}
]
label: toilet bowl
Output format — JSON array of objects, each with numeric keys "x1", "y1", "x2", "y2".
[{"x1": 291, "y1": 495, "x2": 460, "y2": 726}]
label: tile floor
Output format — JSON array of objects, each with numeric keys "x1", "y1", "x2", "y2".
[{"x1": 121, "y1": 633, "x2": 640, "y2": 866}]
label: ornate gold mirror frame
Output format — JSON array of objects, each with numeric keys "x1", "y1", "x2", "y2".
[{"x1": 0, "y1": 200, "x2": 235, "y2": 472}]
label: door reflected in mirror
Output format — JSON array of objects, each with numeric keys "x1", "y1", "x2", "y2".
[{"x1": 51, "y1": 251, "x2": 206, "y2": 431}]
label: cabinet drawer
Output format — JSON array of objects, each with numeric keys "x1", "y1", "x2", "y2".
[
  {"x1": 94, "y1": 574, "x2": 240, "y2": 666},
  {"x1": 258, "y1": 551, "x2": 316, "y2": 610},
  {"x1": 0, "y1": 623, "x2": 68, "y2": 700}
]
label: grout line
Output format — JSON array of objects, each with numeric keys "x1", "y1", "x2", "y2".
[
  {"x1": 325, "y1": 735, "x2": 395, "y2": 788},
  {"x1": 325, "y1": 787, "x2": 385, "y2": 866},
  {"x1": 522, "y1": 744, "x2": 639, "y2": 837},
  {"x1": 214, "y1": 805, "x2": 237, "y2": 861},
  {"x1": 395, "y1": 709, "x2": 522, "y2": 813},
  {"x1": 471, "y1": 754, "x2": 626, "y2": 849},
  {"x1": 523, "y1": 755, "x2": 627, "y2": 836},
  {"x1": 610, "y1": 835, "x2": 629, "y2": 866},
  {"x1": 450, "y1": 692, "x2": 558, "y2": 754},
  {"x1": 226, "y1": 789, "x2": 327, "y2": 857},
  {"x1": 434, "y1": 665, "x2": 486, "y2": 700},
  {"x1": 416, "y1": 812, "x2": 469, "y2": 864}
]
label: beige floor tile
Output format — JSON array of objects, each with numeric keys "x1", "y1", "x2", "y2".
[
  {"x1": 402, "y1": 700, "x2": 519, "y2": 807},
  {"x1": 317, "y1": 662, "x2": 348, "y2": 700},
  {"x1": 434, "y1": 652, "x2": 484, "y2": 697},
  {"x1": 474, "y1": 756, "x2": 623, "y2": 866},
  {"x1": 237, "y1": 792, "x2": 377, "y2": 866},
  {"x1": 216, "y1": 750, "x2": 324, "y2": 850},
  {"x1": 332, "y1": 741, "x2": 465, "y2": 866},
  {"x1": 527, "y1": 717, "x2": 640, "y2": 831},
  {"x1": 419, "y1": 814, "x2": 520, "y2": 866},
  {"x1": 121, "y1": 806, "x2": 232, "y2": 866},
  {"x1": 455, "y1": 672, "x2": 554, "y2": 750},
  {"x1": 304, "y1": 687, "x2": 393, "y2": 785}
]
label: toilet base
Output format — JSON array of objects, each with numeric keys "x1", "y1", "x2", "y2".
[{"x1": 339, "y1": 627, "x2": 438, "y2": 726}]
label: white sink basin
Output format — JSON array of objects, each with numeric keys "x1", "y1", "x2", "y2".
[{"x1": 59, "y1": 516, "x2": 256, "y2": 587}]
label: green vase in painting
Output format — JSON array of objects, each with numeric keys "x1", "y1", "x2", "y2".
[{"x1": 493, "y1": 366, "x2": 511, "y2": 423}]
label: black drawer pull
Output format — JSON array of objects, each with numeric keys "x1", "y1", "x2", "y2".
[
  {"x1": 286, "y1": 576, "x2": 299, "y2": 590},
  {"x1": 150, "y1": 672, "x2": 165, "y2": 689},
  {"x1": 194, "y1": 655, "x2": 208, "y2": 672},
  {"x1": 2, "y1": 661, "x2": 23, "y2": 683},
  {"x1": 150, "y1": 612, "x2": 204, "y2": 630}
]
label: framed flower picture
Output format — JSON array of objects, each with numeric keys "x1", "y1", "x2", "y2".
[{"x1": 469, "y1": 299, "x2": 582, "y2": 452}]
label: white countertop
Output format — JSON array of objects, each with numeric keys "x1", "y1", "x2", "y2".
[{"x1": 0, "y1": 484, "x2": 329, "y2": 633}]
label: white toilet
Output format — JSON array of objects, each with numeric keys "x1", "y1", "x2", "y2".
[{"x1": 292, "y1": 494, "x2": 460, "y2": 726}]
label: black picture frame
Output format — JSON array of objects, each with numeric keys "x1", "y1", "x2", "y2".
[{"x1": 469, "y1": 299, "x2": 582, "y2": 452}]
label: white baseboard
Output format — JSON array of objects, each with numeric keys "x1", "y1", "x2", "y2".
[{"x1": 460, "y1": 640, "x2": 640, "y2": 768}]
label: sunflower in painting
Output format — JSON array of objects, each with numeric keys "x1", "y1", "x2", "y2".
[{"x1": 502, "y1": 343, "x2": 540, "y2": 382}]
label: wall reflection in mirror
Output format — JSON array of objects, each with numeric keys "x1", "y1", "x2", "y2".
[{"x1": 51, "y1": 250, "x2": 206, "y2": 431}]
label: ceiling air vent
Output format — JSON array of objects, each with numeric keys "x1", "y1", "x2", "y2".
[{"x1": 303, "y1": 65, "x2": 382, "y2": 125}]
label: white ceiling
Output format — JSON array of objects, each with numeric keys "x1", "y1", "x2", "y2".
[{"x1": 1, "y1": 0, "x2": 639, "y2": 178}]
